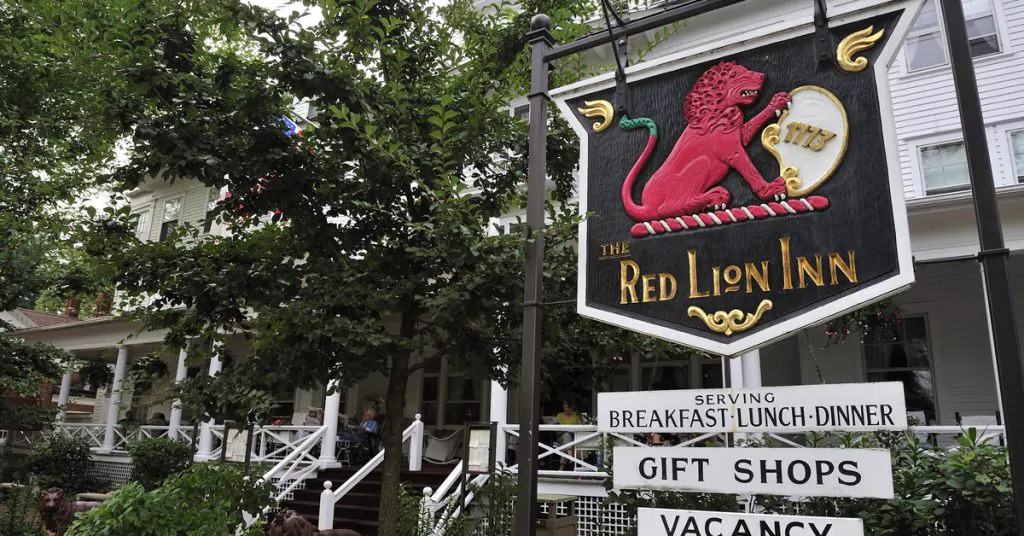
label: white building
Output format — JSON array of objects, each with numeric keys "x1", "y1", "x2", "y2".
[{"x1": 8, "y1": 0, "x2": 1023, "y2": 531}]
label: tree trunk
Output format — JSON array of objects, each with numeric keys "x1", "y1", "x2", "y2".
[{"x1": 378, "y1": 312, "x2": 416, "y2": 534}]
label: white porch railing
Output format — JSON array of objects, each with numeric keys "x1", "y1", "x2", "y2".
[
  {"x1": 51, "y1": 423, "x2": 320, "y2": 462},
  {"x1": 419, "y1": 464, "x2": 489, "y2": 536},
  {"x1": 318, "y1": 414, "x2": 425, "y2": 530},
  {"x1": 260, "y1": 425, "x2": 327, "y2": 504}
]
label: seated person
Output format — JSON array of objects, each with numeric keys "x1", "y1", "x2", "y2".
[
  {"x1": 338, "y1": 408, "x2": 378, "y2": 443},
  {"x1": 556, "y1": 400, "x2": 582, "y2": 470}
]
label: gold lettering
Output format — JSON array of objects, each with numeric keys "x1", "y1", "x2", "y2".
[
  {"x1": 780, "y1": 237, "x2": 793, "y2": 290},
  {"x1": 794, "y1": 123, "x2": 812, "y2": 145},
  {"x1": 688, "y1": 250, "x2": 710, "y2": 298},
  {"x1": 609, "y1": 242, "x2": 622, "y2": 255},
  {"x1": 659, "y1": 273, "x2": 678, "y2": 301},
  {"x1": 801, "y1": 126, "x2": 822, "y2": 148},
  {"x1": 829, "y1": 251, "x2": 858, "y2": 284},
  {"x1": 745, "y1": 261, "x2": 770, "y2": 293},
  {"x1": 723, "y1": 265, "x2": 742, "y2": 293},
  {"x1": 809, "y1": 130, "x2": 837, "y2": 151},
  {"x1": 797, "y1": 254, "x2": 825, "y2": 288},
  {"x1": 620, "y1": 260, "x2": 640, "y2": 304},
  {"x1": 784, "y1": 122, "x2": 801, "y2": 143},
  {"x1": 622, "y1": 242, "x2": 631, "y2": 255},
  {"x1": 601, "y1": 244, "x2": 608, "y2": 256},
  {"x1": 712, "y1": 266, "x2": 722, "y2": 296},
  {"x1": 642, "y1": 274, "x2": 657, "y2": 303}
]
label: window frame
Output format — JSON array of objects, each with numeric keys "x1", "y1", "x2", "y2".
[
  {"x1": 918, "y1": 139, "x2": 972, "y2": 196},
  {"x1": 862, "y1": 314, "x2": 939, "y2": 424},
  {"x1": 1008, "y1": 128, "x2": 1024, "y2": 184},
  {"x1": 203, "y1": 188, "x2": 220, "y2": 234},
  {"x1": 901, "y1": 0, "x2": 1005, "y2": 75},
  {"x1": 159, "y1": 195, "x2": 185, "y2": 242},
  {"x1": 133, "y1": 210, "x2": 151, "y2": 241}
]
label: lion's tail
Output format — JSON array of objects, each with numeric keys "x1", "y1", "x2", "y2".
[{"x1": 619, "y1": 116, "x2": 658, "y2": 222}]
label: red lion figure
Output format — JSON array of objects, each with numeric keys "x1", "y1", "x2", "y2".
[{"x1": 621, "y1": 61, "x2": 816, "y2": 238}]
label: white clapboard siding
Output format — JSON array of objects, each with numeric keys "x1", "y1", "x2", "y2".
[
  {"x1": 890, "y1": 0, "x2": 1024, "y2": 199},
  {"x1": 129, "y1": 179, "x2": 215, "y2": 242}
]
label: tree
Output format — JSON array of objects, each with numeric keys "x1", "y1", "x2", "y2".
[
  {"x1": 75, "y1": 0, "x2": 691, "y2": 531},
  {"x1": 0, "y1": 0, "x2": 131, "y2": 431}
]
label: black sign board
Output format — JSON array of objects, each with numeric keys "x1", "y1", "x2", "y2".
[{"x1": 556, "y1": 1, "x2": 921, "y2": 356}]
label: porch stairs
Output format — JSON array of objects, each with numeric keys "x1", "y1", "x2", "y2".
[{"x1": 284, "y1": 462, "x2": 454, "y2": 535}]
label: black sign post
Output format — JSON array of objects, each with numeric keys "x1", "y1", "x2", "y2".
[
  {"x1": 939, "y1": 0, "x2": 1024, "y2": 525},
  {"x1": 515, "y1": 14, "x2": 553, "y2": 536}
]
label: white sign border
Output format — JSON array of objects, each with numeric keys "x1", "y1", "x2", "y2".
[
  {"x1": 612, "y1": 446, "x2": 895, "y2": 498},
  {"x1": 638, "y1": 507, "x2": 865, "y2": 536},
  {"x1": 597, "y1": 381, "x2": 908, "y2": 434},
  {"x1": 554, "y1": 0, "x2": 925, "y2": 357}
]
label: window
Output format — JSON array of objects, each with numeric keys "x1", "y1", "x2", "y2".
[
  {"x1": 1011, "y1": 131, "x2": 1024, "y2": 183},
  {"x1": 420, "y1": 358, "x2": 483, "y2": 426},
  {"x1": 904, "y1": 0, "x2": 1001, "y2": 73},
  {"x1": 920, "y1": 141, "x2": 970, "y2": 195},
  {"x1": 134, "y1": 211, "x2": 151, "y2": 241},
  {"x1": 160, "y1": 197, "x2": 182, "y2": 242},
  {"x1": 864, "y1": 316, "x2": 937, "y2": 423},
  {"x1": 203, "y1": 188, "x2": 219, "y2": 233}
]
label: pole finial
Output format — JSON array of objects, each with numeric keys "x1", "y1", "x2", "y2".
[{"x1": 531, "y1": 14, "x2": 552, "y2": 31}]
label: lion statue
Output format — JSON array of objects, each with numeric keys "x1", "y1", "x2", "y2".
[
  {"x1": 620, "y1": 60, "x2": 791, "y2": 237},
  {"x1": 38, "y1": 488, "x2": 100, "y2": 536}
]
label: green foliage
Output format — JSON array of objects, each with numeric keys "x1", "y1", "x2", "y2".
[
  {"x1": 77, "y1": 360, "x2": 113, "y2": 391},
  {"x1": 0, "y1": 486, "x2": 47, "y2": 536},
  {"x1": 66, "y1": 464, "x2": 273, "y2": 536},
  {"x1": 824, "y1": 298, "x2": 903, "y2": 346},
  {"x1": 397, "y1": 473, "x2": 518, "y2": 536},
  {"x1": 26, "y1": 433, "x2": 93, "y2": 494},
  {"x1": 128, "y1": 438, "x2": 193, "y2": 490},
  {"x1": 614, "y1": 431, "x2": 1015, "y2": 536},
  {"x1": 0, "y1": 336, "x2": 64, "y2": 431}
]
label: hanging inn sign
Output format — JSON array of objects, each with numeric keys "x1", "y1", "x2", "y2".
[{"x1": 555, "y1": 0, "x2": 922, "y2": 356}]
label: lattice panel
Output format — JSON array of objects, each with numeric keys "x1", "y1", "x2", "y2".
[
  {"x1": 270, "y1": 477, "x2": 305, "y2": 502},
  {"x1": 90, "y1": 459, "x2": 134, "y2": 488},
  {"x1": 470, "y1": 497, "x2": 634, "y2": 536}
]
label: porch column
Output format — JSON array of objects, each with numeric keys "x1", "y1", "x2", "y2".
[
  {"x1": 741, "y1": 349, "x2": 762, "y2": 389},
  {"x1": 489, "y1": 379, "x2": 508, "y2": 467},
  {"x1": 168, "y1": 347, "x2": 188, "y2": 440},
  {"x1": 319, "y1": 379, "x2": 342, "y2": 467},
  {"x1": 729, "y1": 356, "x2": 744, "y2": 389},
  {"x1": 195, "y1": 351, "x2": 223, "y2": 461},
  {"x1": 100, "y1": 345, "x2": 129, "y2": 453},
  {"x1": 55, "y1": 362, "x2": 74, "y2": 424}
]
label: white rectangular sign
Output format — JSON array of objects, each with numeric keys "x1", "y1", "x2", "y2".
[
  {"x1": 638, "y1": 508, "x2": 864, "y2": 536},
  {"x1": 598, "y1": 382, "x2": 906, "y2": 434},
  {"x1": 613, "y1": 447, "x2": 893, "y2": 498}
]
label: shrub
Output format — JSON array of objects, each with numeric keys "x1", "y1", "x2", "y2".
[
  {"x1": 26, "y1": 433, "x2": 93, "y2": 494},
  {"x1": 128, "y1": 437, "x2": 193, "y2": 490},
  {"x1": 0, "y1": 486, "x2": 47, "y2": 536},
  {"x1": 65, "y1": 463, "x2": 274, "y2": 536}
]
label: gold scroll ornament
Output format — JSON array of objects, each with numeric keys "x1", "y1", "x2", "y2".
[
  {"x1": 578, "y1": 100, "x2": 614, "y2": 133},
  {"x1": 688, "y1": 300, "x2": 773, "y2": 336},
  {"x1": 761, "y1": 86, "x2": 849, "y2": 197},
  {"x1": 837, "y1": 26, "x2": 885, "y2": 73}
]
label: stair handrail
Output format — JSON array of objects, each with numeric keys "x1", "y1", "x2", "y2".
[
  {"x1": 318, "y1": 414, "x2": 424, "y2": 530},
  {"x1": 426, "y1": 463, "x2": 464, "y2": 511},
  {"x1": 260, "y1": 425, "x2": 327, "y2": 503},
  {"x1": 420, "y1": 473, "x2": 489, "y2": 536}
]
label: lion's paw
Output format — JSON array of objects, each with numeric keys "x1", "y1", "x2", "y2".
[
  {"x1": 769, "y1": 92, "x2": 791, "y2": 112},
  {"x1": 755, "y1": 178, "x2": 787, "y2": 200}
]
